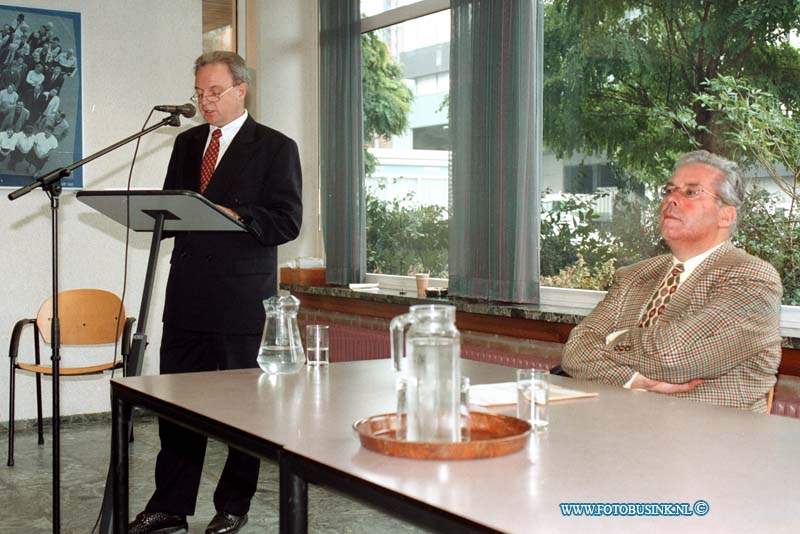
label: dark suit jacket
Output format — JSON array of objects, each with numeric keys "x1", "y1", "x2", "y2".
[
  {"x1": 161, "y1": 115, "x2": 302, "y2": 334},
  {"x1": 26, "y1": 91, "x2": 46, "y2": 121},
  {"x1": 42, "y1": 71, "x2": 64, "y2": 93}
]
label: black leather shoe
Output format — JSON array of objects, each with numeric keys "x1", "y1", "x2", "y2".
[
  {"x1": 205, "y1": 511, "x2": 248, "y2": 534},
  {"x1": 128, "y1": 511, "x2": 188, "y2": 534}
]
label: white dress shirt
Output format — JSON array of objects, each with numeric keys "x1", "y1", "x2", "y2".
[{"x1": 203, "y1": 109, "x2": 248, "y2": 170}]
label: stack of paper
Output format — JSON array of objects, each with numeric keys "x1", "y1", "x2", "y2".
[
  {"x1": 348, "y1": 283, "x2": 380, "y2": 292},
  {"x1": 468, "y1": 381, "x2": 598, "y2": 407}
]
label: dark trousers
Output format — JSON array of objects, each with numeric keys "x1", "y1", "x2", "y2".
[{"x1": 145, "y1": 325, "x2": 262, "y2": 517}]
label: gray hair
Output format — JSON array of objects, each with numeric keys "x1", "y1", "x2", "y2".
[
  {"x1": 674, "y1": 150, "x2": 744, "y2": 234},
  {"x1": 194, "y1": 51, "x2": 250, "y2": 86}
]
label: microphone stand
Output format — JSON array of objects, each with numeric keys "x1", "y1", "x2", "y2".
[{"x1": 7, "y1": 112, "x2": 184, "y2": 534}]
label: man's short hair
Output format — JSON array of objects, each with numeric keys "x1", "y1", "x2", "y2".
[
  {"x1": 674, "y1": 150, "x2": 745, "y2": 234},
  {"x1": 194, "y1": 51, "x2": 250, "y2": 86}
]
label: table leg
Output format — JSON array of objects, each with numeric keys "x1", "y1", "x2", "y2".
[
  {"x1": 279, "y1": 452, "x2": 308, "y2": 534},
  {"x1": 111, "y1": 393, "x2": 130, "y2": 533}
]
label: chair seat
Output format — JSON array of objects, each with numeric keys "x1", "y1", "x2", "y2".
[
  {"x1": 8, "y1": 289, "x2": 136, "y2": 467},
  {"x1": 17, "y1": 360, "x2": 122, "y2": 376}
]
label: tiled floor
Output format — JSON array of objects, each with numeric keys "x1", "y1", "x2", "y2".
[{"x1": 0, "y1": 415, "x2": 429, "y2": 533}]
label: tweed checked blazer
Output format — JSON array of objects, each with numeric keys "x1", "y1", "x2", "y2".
[{"x1": 562, "y1": 241, "x2": 782, "y2": 412}]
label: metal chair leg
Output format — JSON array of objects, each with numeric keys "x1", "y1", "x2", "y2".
[
  {"x1": 7, "y1": 362, "x2": 15, "y2": 467},
  {"x1": 34, "y1": 334, "x2": 43, "y2": 446},
  {"x1": 35, "y1": 372, "x2": 43, "y2": 445}
]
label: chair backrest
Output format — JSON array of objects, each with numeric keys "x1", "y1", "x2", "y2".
[{"x1": 35, "y1": 289, "x2": 127, "y2": 345}]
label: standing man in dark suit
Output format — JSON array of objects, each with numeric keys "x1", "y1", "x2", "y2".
[
  {"x1": 128, "y1": 51, "x2": 303, "y2": 534},
  {"x1": 26, "y1": 83, "x2": 46, "y2": 124},
  {"x1": 41, "y1": 64, "x2": 65, "y2": 93}
]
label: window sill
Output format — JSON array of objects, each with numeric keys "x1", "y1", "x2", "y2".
[
  {"x1": 362, "y1": 273, "x2": 800, "y2": 339},
  {"x1": 283, "y1": 283, "x2": 589, "y2": 324},
  {"x1": 282, "y1": 282, "x2": 800, "y2": 349}
]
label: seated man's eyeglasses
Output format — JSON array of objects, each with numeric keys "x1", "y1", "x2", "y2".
[
  {"x1": 659, "y1": 183, "x2": 721, "y2": 201},
  {"x1": 191, "y1": 85, "x2": 237, "y2": 104}
]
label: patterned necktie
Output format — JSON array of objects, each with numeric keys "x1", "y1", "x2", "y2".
[
  {"x1": 638, "y1": 263, "x2": 685, "y2": 328},
  {"x1": 199, "y1": 129, "x2": 222, "y2": 193}
]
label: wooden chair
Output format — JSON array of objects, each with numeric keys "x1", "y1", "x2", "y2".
[{"x1": 7, "y1": 289, "x2": 135, "y2": 466}]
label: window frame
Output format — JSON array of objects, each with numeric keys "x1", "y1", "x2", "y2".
[{"x1": 361, "y1": 0, "x2": 450, "y2": 33}]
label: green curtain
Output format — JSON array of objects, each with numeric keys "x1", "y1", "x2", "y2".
[
  {"x1": 449, "y1": 0, "x2": 542, "y2": 303},
  {"x1": 319, "y1": 0, "x2": 366, "y2": 285}
]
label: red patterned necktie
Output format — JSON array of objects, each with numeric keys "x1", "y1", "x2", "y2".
[
  {"x1": 638, "y1": 263, "x2": 685, "y2": 328},
  {"x1": 199, "y1": 129, "x2": 222, "y2": 193}
]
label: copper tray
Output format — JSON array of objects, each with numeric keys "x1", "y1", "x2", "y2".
[{"x1": 353, "y1": 412, "x2": 531, "y2": 460}]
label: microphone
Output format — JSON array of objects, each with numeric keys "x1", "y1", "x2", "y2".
[{"x1": 153, "y1": 103, "x2": 196, "y2": 118}]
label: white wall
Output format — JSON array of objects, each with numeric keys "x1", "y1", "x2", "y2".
[
  {"x1": 248, "y1": 0, "x2": 322, "y2": 264},
  {"x1": 0, "y1": 0, "x2": 323, "y2": 424},
  {"x1": 0, "y1": 0, "x2": 202, "y2": 422}
]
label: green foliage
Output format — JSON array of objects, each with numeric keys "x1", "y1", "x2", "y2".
[
  {"x1": 734, "y1": 187, "x2": 800, "y2": 304},
  {"x1": 361, "y1": 32, "x2": 414, "y2": 144},
  {"x1": 540, "y1": 191, "x2": 613, "y2": 278},
  {"x1": 541, "y1": 254, "x2": 617, "y2": 291},
  {"x1": 544, "y1": 2, "x2": 800, "y2": 303},
  {"x1": 539, "y1": 189, "x2": 663, "y2": 290},
  {"x1": 680, "y1": 75, "x2": 800, "y2": 196},
  {"x1": 669, "y1": 75, "x2": 800, "y2": 304},
  {"x1": 365, "y1": 186, "x2": 448, "y2": 277},
  {"x1": 543, "y1": 0, "x2": 800, "y2": 176},
  {"x1": 605, "y1": 190, "x2": 666, "y2": 267},
  {"x1": 362, "y1": 32, "x2": 426, "y2": 276}
]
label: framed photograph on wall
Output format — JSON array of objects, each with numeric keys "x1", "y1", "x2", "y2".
[{"x1": 0, "y1": 4, "x2": 81, "y2": 188}]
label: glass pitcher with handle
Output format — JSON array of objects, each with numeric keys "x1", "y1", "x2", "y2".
[
  {"x1": 257, "y1": 292, "x2": 305, "y2": 374},
  {"x1": 390, "y1": 304, "x2": 462, "y2": 442}
]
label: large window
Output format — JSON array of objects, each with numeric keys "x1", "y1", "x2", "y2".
[
  {"x1": 362, "y1": 4, "x2": 450, "y2": 278},
  {"x1": 359, "y1": 1, "x2": 800, "y2": 326}
]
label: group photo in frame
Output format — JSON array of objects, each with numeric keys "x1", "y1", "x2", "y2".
[{"x1": 0, "y1": 4, "x2": 81, "y2": 188}]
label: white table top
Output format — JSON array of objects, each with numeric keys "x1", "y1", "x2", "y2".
[{"x1": 114, "y1": 359, "x2": 800, "y2": 533}]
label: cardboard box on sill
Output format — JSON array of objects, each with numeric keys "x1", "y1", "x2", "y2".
[{"x1": 280, "y1": 267, "x2": 326, "y2": 286}]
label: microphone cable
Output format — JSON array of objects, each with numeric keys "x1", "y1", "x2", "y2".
[{"x1": 91, "y1": 107, "x2": 157, "y2": 534}]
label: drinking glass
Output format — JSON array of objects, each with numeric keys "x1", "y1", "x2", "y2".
[
  {"x1": 516, "y1": 369, "x2": 549, "y2": 430},
  {"x1": 305, "y1": 324, "x2": 330, "y2": 366}
]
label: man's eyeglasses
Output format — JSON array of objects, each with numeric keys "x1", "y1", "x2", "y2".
[
  {"x1": 190, "y1": 85, "x2": 237, "y2": 104},
  {"x1": 659, "y1": 184, "x2": 721, "y2": 201}
]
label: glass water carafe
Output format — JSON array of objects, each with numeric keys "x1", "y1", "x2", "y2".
[
  {"x1": 257, "y1": 292, "x2": 304, "y2": 374},
  {"x1": 390, "y1": 304, "x2": 462, "y2": 442}
]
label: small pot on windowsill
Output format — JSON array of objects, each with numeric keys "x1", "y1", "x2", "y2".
[
  {"x1": 414, "y1": 273, "x2": 430, "y2": 297},
  {"x1": 425, "y1": 287, "x2": 448, "y2": 298}
]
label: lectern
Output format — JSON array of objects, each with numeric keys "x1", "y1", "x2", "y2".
[{"x1": 76, "y1": 189, "x2": 247, "y2": 533}]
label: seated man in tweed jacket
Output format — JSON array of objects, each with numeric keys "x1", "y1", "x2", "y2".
[{"x1": 562, "y1": 150, "x2": 782, "y2": 412}]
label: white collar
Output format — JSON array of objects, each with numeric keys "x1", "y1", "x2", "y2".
[
  {"x1": 209, "y1": 109, "x2": 248, "y2": 144},
  {"x1": 672, "y1": 241, "x2": 725, "y2": 278}
]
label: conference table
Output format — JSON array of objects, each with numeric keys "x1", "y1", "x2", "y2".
[{"x1": 110, "y1": 359, "x2": 800, "y2": 533}]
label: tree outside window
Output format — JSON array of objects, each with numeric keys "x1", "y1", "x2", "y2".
[
  {"x1": 541, "y1": 0, "x2": 800, "y2": 304},
  {"x1": 362, "y1": 11, "x2": 450, "y2": 278}
]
